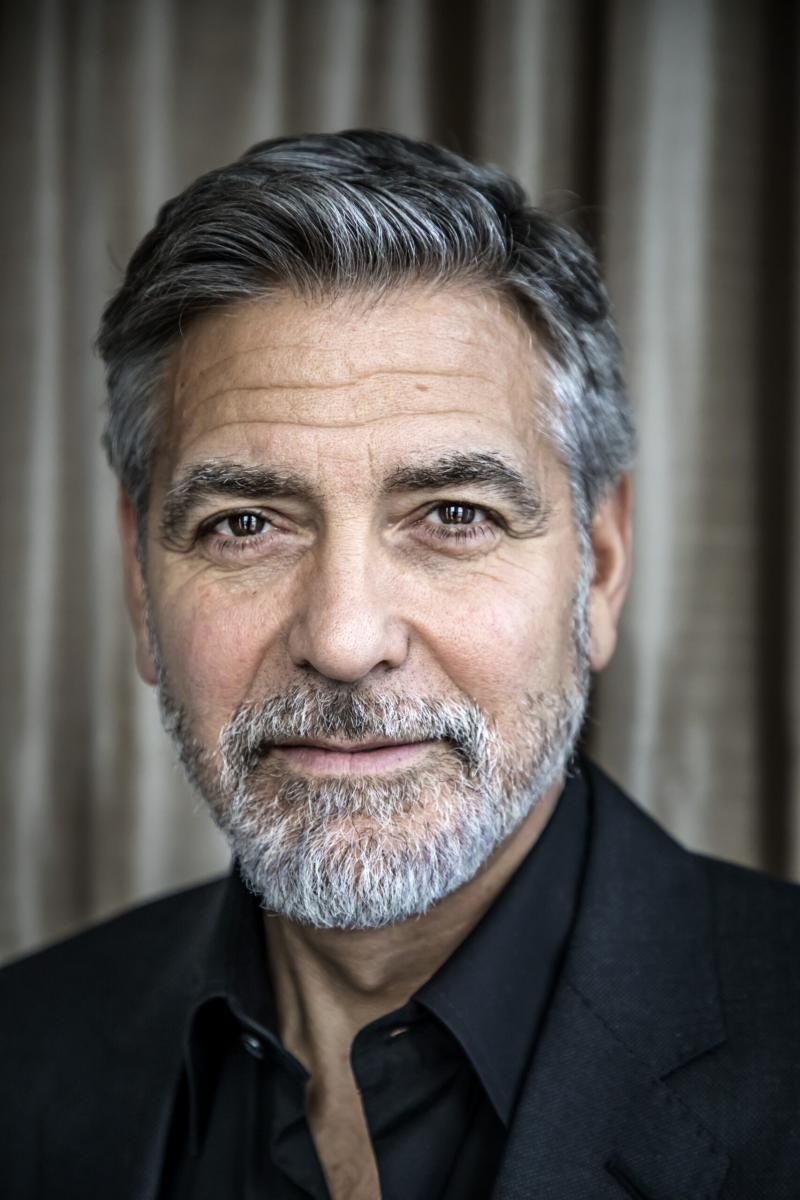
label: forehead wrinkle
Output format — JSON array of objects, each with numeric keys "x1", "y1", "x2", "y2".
[
  {"x1": 172, "y1": 408, "x2": 504, "y2": 460},
  {"x1": 175, "y1": 332, "x2": 491, "y2": 383},
  {"x1": 176, "y1": 300, "x2": 494, "y2": 362},
  {"x1": 175, "y1": 370, "x2": 499, "y2": 412},
  {"x1": 172, "y1": 321, "x2": 514, "y2": 399},
  {"x1": 171, "y1": 284, "x2": 538, "y2": 392},
  {"x1": 173, "y1": 344, "x2": 357, "y2": 395}
]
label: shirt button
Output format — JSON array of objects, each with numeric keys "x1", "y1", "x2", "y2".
[{"x1": 241, "y1": 1032, "x2": 264, "y2": 1059}]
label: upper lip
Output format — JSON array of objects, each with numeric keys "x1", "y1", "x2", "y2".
[{"x1": 273, "y1": 738, "x2": 424, "y2": 753}]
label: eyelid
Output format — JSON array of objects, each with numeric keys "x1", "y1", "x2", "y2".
[
  {"x1": 419, "y1": 500, "x2": 508, "y2": 529},
  {"x1": 199, "y1": 506, "x2": 274, "y2": 531},
  {"x1": 194, "y1": 499, "x2": 511, "y2": 543}
]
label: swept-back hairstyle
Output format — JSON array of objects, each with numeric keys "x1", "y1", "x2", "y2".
[{"x1": 97, "y1": 130, "x2": 635, "y2": 528}]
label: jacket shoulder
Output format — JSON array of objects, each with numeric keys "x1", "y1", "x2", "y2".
[
  {"x1": 584, "y1": 756, "x2": 800, "y2": 987},
  {"x1": 701, "y1": 853, "x2": 800, "y2": 1006},
  {"x1": 0, "y1": 876, "x2": 228, "y2": 1021},
  {"x1": 587, "y1": 758, "x2": 800, "y2": 914},
  {"x1": 701, "y1": 851, "x2": 800, "y2": 926}
]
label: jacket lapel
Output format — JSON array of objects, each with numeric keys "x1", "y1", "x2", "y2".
[
  {"x1": 493, "y1": 763, "x2": 730, "y2": 1200},
  {"x1": 39, "y1": 1014, "x2": 186, "y2": 1200},
  {"x1": 39, "y1": 881, "x2": 228, "y2": 1200}
]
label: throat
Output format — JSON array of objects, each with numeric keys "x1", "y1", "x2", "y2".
[{"x1": 306, "y1": 1068, "x2": 381, "y2": 1200}]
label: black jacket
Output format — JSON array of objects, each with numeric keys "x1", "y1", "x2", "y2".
[{"x1": 2, "y1": 761, "x2": 800, "y2": 1198}]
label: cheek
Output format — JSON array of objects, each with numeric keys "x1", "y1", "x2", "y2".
[
  {"x1": 154, "y1": 580, "x2": 278, "y2": 724},
  {"x1": 421, "y1": 567, "x2": 576, "y2": 712}
]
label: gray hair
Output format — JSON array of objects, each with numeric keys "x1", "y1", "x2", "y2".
[{"x1": 97, "y1": 130, "x2": 635, "y2": 528}]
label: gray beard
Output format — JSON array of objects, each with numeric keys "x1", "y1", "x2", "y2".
[{"x1": 152, "y1": 571, "x2": 591, "y2": 930}]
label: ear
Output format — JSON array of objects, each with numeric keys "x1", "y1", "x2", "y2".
[
  {"x1": 118, "y1": 490, "x2": 158, "y2": 685},
  {"x1": 587, "y1": 474, "x2": 633, "y2": 672}
]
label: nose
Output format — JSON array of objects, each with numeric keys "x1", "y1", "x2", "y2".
[{"x1": 286, "y1": 541, "x2": 409, "y2": 684}]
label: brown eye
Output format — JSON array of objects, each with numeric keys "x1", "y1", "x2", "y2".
[
  {"x1": 437, "y1": 503, "x2": 476, "y2": 524},
  {"x1": 224, "y1": 512, "x2": 269, "y2": 537}
]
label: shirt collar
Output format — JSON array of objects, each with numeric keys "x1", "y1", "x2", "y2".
[
  {"x1": 416, "y1": 761, "x2": 590, "y2": 1123},
  {"x1": 183, "y1": 759, "x2": 590, "y2": 1142},
  {"x1": 183, "y1": 865, "x2": 282, "y2": 1153}
]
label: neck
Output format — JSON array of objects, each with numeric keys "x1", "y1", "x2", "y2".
[{"x1": 265, "y1": 777, "x2": 563, "y2": 1070}]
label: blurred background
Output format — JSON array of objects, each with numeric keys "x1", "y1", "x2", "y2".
[{"x1": 1, "y1": 0, "x2": 798, "y2": 965}]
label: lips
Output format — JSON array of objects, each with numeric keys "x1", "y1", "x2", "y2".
[
  {"x1": 273, "y1": 737, "x2": 418, "y2": 753},
  {"x1": 269, "y1": 739, "x2": 435, "y2": 775}
]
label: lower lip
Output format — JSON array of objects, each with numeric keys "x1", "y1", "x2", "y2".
[{"x1": 271, "y1": 741, "x2": 435, "y2": 775}]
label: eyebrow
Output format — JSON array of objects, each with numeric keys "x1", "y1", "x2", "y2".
[
  {"x1": 159, "y1": 461, "x2": 317, "y2": 545},
  {"x1": 384, "y1": 452, "x2": 551, "y2": 532},
  {"x1": 159, "y1": 450, "x2": 551, "y2": 547}
]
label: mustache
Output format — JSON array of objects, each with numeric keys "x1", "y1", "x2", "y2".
[{"x1": 219, "y1": 684, "x2": 492, "y2": 777}]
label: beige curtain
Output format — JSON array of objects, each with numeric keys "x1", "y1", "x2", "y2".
[{"x1": 1, "y1": 0, "x2": 798, "y2": 964}]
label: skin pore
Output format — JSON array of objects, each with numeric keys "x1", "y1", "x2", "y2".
[{"x1": 119, "y1": 285, "x2": 632, "y2": 1199}]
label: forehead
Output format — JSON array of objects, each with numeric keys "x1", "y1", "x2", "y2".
[{"x1": 159, "y1": 286, "x2": 553, "y2": 484}]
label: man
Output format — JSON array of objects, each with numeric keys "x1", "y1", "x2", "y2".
[{"x1": 1, "y1": 131, "x2": 799, "y2": 1199}]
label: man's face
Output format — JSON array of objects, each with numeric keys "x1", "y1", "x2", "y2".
[{"x1": 123, "y1": 286, "x2": 613, "y2": 928}]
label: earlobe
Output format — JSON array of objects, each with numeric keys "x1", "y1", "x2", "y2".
[
  {"x1": 118, "y1": 490, "x2": 159, "y2": 686},
  {"x1": 587, "y1": 475, "x2": 633, "y2": 672}
]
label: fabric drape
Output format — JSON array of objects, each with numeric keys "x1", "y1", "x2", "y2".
[{"x1": 1, "y1": 0, "x2": 798, "y2": 963}]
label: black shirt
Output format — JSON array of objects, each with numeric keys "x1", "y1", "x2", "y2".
[{"x1": 159, "y1": 765, "x2": 590, "y2": 1199}]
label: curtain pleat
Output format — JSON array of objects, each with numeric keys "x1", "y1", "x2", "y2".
[{"x1": 1, "y1": 0, "x2": 797, "y2": 961}]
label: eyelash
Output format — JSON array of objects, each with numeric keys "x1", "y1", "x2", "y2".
[
  {"x1": 414, "y1": 505, "x2": 499, "y2": 543},
  {"x1": 197, "y1": 513, "x2": 277, "y2": 556},
  {"x1": 197, "y1": 502, "x2": 503, "y2": 556}
]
